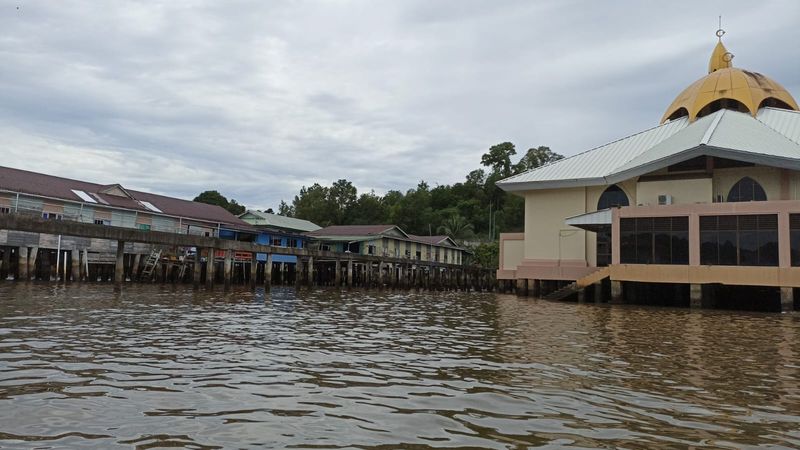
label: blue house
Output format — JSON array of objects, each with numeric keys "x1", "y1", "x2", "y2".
[{"x1": 238, "y1": 210, "x2": 321, "y2": 264}]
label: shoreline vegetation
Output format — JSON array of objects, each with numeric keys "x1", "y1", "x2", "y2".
[{"x1": 194, "y1": 143, "x2": 563, "y2": 268}]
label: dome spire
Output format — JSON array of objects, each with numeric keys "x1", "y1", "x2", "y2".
[{"x1": 708, "y1": 21, "x2": 733, "y2": 73}]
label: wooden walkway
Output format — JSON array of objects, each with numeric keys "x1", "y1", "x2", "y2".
[{"x1": 0, "y1": 214, "x2": 495, "y2": 291}]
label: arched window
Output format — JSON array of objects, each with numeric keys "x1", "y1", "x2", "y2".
[
  {"x1": 597, "y1": 185, "x2": 630, "y2": 210},
  {"x1": 727, "y1": 177, "x2": 767, "y2": 202}
]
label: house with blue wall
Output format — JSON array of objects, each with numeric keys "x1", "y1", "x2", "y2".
[{"x1": 239, "y1": 210, "x2": 321, "y2": 264}]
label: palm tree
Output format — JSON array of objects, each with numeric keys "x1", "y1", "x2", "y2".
[{"x1": 437, "y1": 215, "x2": 474, "y2": 243}]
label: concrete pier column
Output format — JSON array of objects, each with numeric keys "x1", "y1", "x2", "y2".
[
  {"x1": 610, "y1": 280, "x2": 623, "y2": 304},
  {"x1": 223, "y1": 249, "x2": 233, "y2": 290},
  {"x1": 264, "y1": 253, "x2": 273, "y2": 289},
  {"x1": 346, "y1": 259, "x2": 353, "y2": 288},
  {"x1": 334, "y1": 259, "x2": 341, "y2": 287},
  {"x1": 308, "y1": 256, "x2": 315, "y2": 286},
  {"x1": 690, "y1": 284, "x2": 703, "y2": 309},
  {"x1": 515, "y1": 278, "x2": 528, "y2": 296},
  {"x1": 295, "y1": 258, "x2": 304, "y2": 288},
  {"x1": 531, "y1": 279, "x2": 541, "y2": 297},
  {"x1": 17, "y1": 247, "x2": 28, "y2": 281},
  {"x1": 114, "y1": 240, "x2": 125, "y2": 286},
  {"x1": 192, "y1": 251, "x2": 202, "y2": 287},
  {"x1": 593, "y1": 282, "x2": 603, "y2": 303},
  {"x1": 250, "y1": 253, "x2": 258, "y2": 289},
  {"x1": 780, "y1": 287, "x2": 794, "y2": 313},
  {"x1": 205, "y1": 248, "x2": 215, "y2": 288},
  {"x1": 28, "y1": 247, "x2": 39, "y2": 281},
  {"x1": 71, "y1": 249, "x2": 80, "y2": 282},
  {"x1": 131, "y1": 254, "x2": 141, "y2": 280},
  {"x1": 577, "y1": 289, "x2": 585, "y2": 303},
  {"x1": 1, "y1": 247, "x2": 10, "y2": 280}
]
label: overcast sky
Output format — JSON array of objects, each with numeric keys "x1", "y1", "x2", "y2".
[{"x1": 2, "y1": 0, "x2": 799, "y2": 210}]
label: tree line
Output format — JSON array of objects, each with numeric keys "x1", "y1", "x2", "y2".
[{"x1": 194, "y1": 143, "x2": 563, "y2": 267}]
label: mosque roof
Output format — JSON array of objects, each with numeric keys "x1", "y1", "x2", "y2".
[
  {"x1": 661, "y1": 38, "x2": 797, "y2": 123},
  {"x1": 498, "y1": 108, "x2": 800, "y2": 192},
  {"x1": 499, "y1": 33, "x2": 800, "y2": 193}
]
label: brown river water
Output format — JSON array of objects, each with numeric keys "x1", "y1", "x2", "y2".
[{"x1": 0, "y1": 284, "x2": 798, "y2": 449}]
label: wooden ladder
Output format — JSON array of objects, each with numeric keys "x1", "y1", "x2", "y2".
[{"x1": 139, "y1": 248, "x2": 162, "y2": 281}]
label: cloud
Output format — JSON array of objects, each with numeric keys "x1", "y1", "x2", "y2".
[{"x1": 1, "y1": 0, "x2": 798, "y2": 211}]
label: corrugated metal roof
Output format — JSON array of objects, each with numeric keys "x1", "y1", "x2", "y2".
[
  {"x1": 499, "y1": 108, "x2": 800, "y2": 192},
  {"x1": 241, "y1": 210, "x2": 321, "y2": 232},
  {"x1": 306, "y1": 225, "x2": 400, "y2": 237},
  {"x1": 757, "y1": 107, "x2": 800, "y2": 145}
]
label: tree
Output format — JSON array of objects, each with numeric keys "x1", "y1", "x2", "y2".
[
  {"x1": 265, "y1": 208, "x2": 274, "y2": 214},
  {"x1": 328, "y1": 179, "x2": 358, "y2": 224},
  {"x1": 481, "y1": 142, "x2": 516, "y2": 178},
  {"x1": 292, "y1": 183, "x2": 332, "y2": 226},
  {"x1": 278, "y1": 200, "x2": 293, "y2": 216},
  {"x1": 514, "y1": 146, "x2": 564, "y2": 174},
  {"x1": 437, "y1": 214, "x2": 474, "y2": 243},
  {"x1": 193, "y1": 190, "x2": 246, "y2": 215}
]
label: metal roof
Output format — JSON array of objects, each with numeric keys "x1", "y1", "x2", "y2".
[
  {"x1": 498, "y1": 108, "x2": 800, "y2": 192},
  {"x1": 240, "y1": 210, "x2": 321, "y2": 232}
]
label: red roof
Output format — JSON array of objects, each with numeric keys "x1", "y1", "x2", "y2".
[{"x1": 0, "y1": 165, "x2": 250, "y2": 228}]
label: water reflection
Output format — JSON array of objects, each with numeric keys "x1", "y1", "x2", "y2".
[{"x1": 0, "y1": 284, "x2": 798, "y2": 448}]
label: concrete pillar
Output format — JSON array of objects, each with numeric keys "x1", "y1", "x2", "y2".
[
  {"x1": 28, "y1": 247, "x2": 38, "y2": 281},
  {"x1": 131, "y1": 253, "x2": 141, "y2": 280},
  {"x1": 264, "y1": 253, "x2": 273, "y2": 289},
  {"x1": 347, "y1": 259, "x2": 353, "y2": 288},
  {"x1": 295, "y1": 258, "x2": 304, "y2": 288},
  {"x1": 530, "y1": 279, "x2": 540, "y2": 297},
  {"x1": 205, "y1": 247, "x2": 215, "y2": 288},
  {"x1": 593, "y1": 282, "x2": 603, "y2": 303},
  {"x1": 308, "y1": 256, "x2": 315, "y2": 286},
  {"x1": 17, "y1": 247, "x2": 28, "y2": 281},
  {"x1": 780, "y1": 287, "x2": 794, "y2": 313},
  {"x1": 515, "y1": 278, "x2": 527, "y2": 296},
  {"x1": 250, "y1": 253, "x2": 258, "y2": 289},
  {"x1": 192, "y1": 251, "x2": 202, "y2": 287},
  {"x1": 690, "y1": 283, "x2": 703, "y2": 309},
  {"x1": 71, "y1": 249, "x2": 80, "y2": 282},
  {"x1": 223, "y1": 249, "x2": 233, "y2": 290},
  {"x1": 334, "y1": 259, "x2": 341, "y2": 287},
  {"x1": 610, "y1": 280, "x2": 623, "y2": 304},
  {"x1": 114, "y1": 240, "x2": 125, "y2": 286},
  {"x1": 577, "y1": 289, "x2": 585, "y2": 303},
  {"x1": 1, "y1": 248, "x2": 10, "y2": 280}
]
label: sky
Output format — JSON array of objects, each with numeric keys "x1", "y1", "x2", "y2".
[{"x1": 1, "y1": 0, "x2": 799, "y2": 211}]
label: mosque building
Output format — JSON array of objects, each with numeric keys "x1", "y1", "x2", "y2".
[{"x1": 496, "y1": 31, "x2": 800, "y2": 312}]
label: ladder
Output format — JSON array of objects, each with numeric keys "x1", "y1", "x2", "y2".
[
  {"x1": 176, "y1": 247, "x2": 193, "y2": 281},
  {"x1": 139, "y1": 248, "x2": 162, "y2": 281},
  {"x1": 542, "y1": 267, "x2": 611, "y2": 301}
]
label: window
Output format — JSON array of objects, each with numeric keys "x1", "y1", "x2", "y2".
[
  {"x1": 42, "y1": 212, "x2": 63, "y2": 220},
  {"x1": 94, "y1": 219, "x2": 111, "y2": 226},
  {"x1": 416, "y1": 251, "x2": 422, "y2": 260},
  {"x1": 700, "y1": 215, "x2": 778, "y2": 266},
  {"x1": 137, "y1": 223, "x2": 151, "y2": 231},
  {"x1": 597, "y1": 185, "x2": 630, "y2": 210},
  {"x1": 0, "y1": 207, "x2": 10, "y2": 214},
  {"x1": 272, "y1": 238, "x2": 283, "y2": 247},
  {"x1": 367, "y1": 245, "x2": 376, "y2": 255},
  {"x1": 289, "y1": 238, "x2": 298, "y2": 248},
  {"x1": 727, "y1": 177, "x2": 767, "y2": 202},
  {"x1": 620, "y1": 216, "x2": 688, "y2": 265},
  {"x1": 321, "y1": 244, "x2": 331, "y2": 251}
]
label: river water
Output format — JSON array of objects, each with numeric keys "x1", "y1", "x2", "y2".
[{"x1": 0, "y1": 284, "x2": 798, "y2": 449}]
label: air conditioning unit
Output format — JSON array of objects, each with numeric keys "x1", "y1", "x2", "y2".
[{"x1": 657, "y1": 194, "x2": 673, "y2": 205}]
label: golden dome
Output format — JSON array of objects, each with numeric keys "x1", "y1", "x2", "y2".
[{"x1": 661, "y1": 38, "x2": 798, "y2": 123}]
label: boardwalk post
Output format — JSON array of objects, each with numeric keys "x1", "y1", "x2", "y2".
[
  {"x1": 264, "y1": 253, "x2": 273, "y2": 289},
  {"x1": 308, "y1": 256, "x2": 315, "y2": 287},
  {"x1": 347, "y1": 259, "x2": 353, "y2": 288},
  {"x1": 335, "y1": 259, "x2": 341, "y2": 287},
  {"x1": 295, "y1": 258, "x2": 304, "y2": 288},
  {"x1": 223, "y1": 249, "x2": 232, "y2": 290},
  {"x1": 71, "y1": 249, "x2": 80, "y2": 282},
  {"x1": 205, "y1": 247, "x2": 215, "y2": 288},
  {"x1": 192, "y1": 250, "x2": 201, "y2": 287},
  {"x1": 250, "y1": 252, "x2": 258, "y2": 290},
  {"x1": 114, "y1": 240, "x2": 125, "y2": 287},
  {"x1": 17, "y1": 246, "x2": 28, "y2": 281}
]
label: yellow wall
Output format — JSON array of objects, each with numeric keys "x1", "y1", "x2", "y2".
[
  {"x1": 636, "y1": 178, "x2": 713, "y2": 205},
  {"x1": 524, "y1": 187, "x2": 586, "y2": 261},
  {"x1": 713, "y1": 166, "x2": 782, "y2": 201},
  {"x1": 502, "y1": 239, "x2": 524, "y2": 270}
]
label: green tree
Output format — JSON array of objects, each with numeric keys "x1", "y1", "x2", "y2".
[
  {"x1": 351, "y1": 191, "x2": 388, "y2": 224},
  {"x1": 437, "y1": 214, "x2": 474, "y2": 243},
  {"x1": 328, "y1": 179, "x2": 358, "y2": 224},
  {"x1": 193, "y1": 190, "x2": 246, "y2": 215},
  {"x1": 481, "y1": 142, "x2": 516, "y2": 178},
  {"x1": 514, "y1": 146, "x2": 564, "y2": 174},
  {"x1": 277, "y1": 200, "x2": 293, "y2": 216},
  {"x1": 292, "y1": 183, "x2": 332, "y2": 226}
]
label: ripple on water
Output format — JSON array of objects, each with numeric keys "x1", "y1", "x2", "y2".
[{"x1": 0, "y1": 283, "x2": 799, "y2": 449}]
